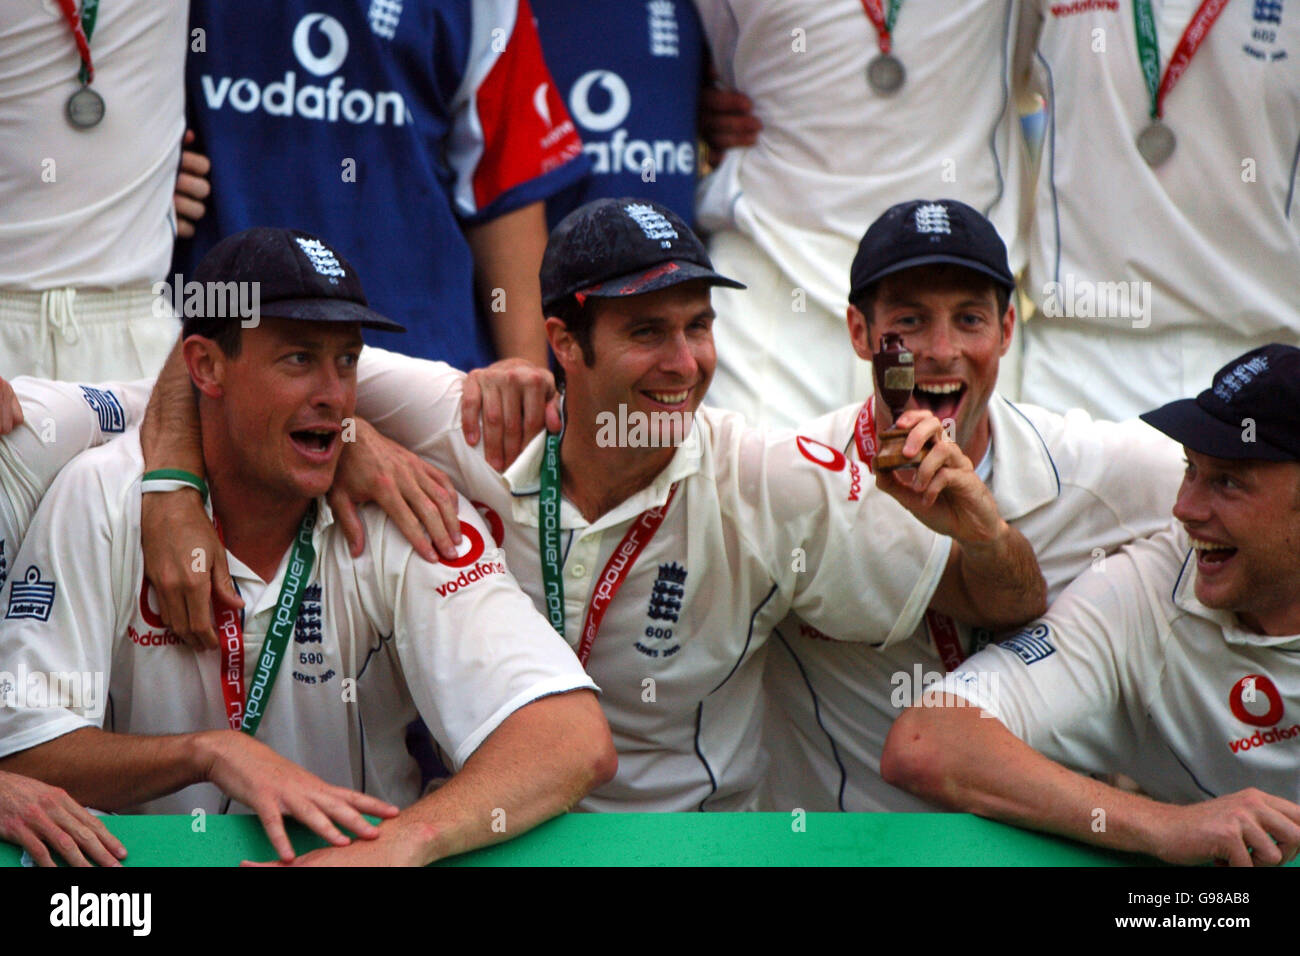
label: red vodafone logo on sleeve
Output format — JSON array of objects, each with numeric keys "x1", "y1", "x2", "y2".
[
  {"x1": 1229, "y1": 674, "x2": 1285, "y2": 727},
  {"x1": 471, "y1": 500, "x2": 505, "y2": 547},
  {"x1": 797, "y1": 435, "x2": 847, "y2": 472},
  {"x1": 796, "y1": 435, "x2": 861, "y2": 502},
  {"x1": 438, "y1": 523, "x2": 487, "y2": 569}
]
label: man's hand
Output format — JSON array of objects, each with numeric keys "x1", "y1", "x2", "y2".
[
  {"x1": 0, "y1": 375, "x2": 22, "y2": 436},
  {"x1": 461, "y1": 358, "x2": 560, "y2": 471},
  {"x1": 1148, "y1": 788, "x2": 1300, "y2": 867},
  {"x1": 875, "y1": 409, "x2": 1004, "y2": 544},
  {"x1": 329, "y1": 417, "x2": 462, "y2": 561},
  {"x1": 0, "y1": 771, "x2": 126, "y2": 867},
  {"x1": 699, "y1": 79, "x2": 761, "y2": 168},
  {"x1": 241, "y1": 818, "x2": 433, "y2": 867},
  {"x1": 173, "y1": 130, "x2": 211, "y2": 240},
  {"x1": 141, "y1": 489, "x2": 241, "y2": 651},
  {"x1": 196, "y1": 731, "x2": 399, "y2": 863}
]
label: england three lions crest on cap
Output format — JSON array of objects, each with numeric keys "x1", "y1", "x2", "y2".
[
  {"x1": 295, "y1": 237, "x2": 347, "y2": 282},
  {"x1": 624, "y1": 202, "x2": 679, "y2": 247},
  {"x1": 914, "y1": 203, "x2": 951, "y2": 236}
]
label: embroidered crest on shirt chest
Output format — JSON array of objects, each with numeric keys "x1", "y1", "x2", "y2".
[
  {"x1": 1245, "y1": 0, "x2": 1288, "y2": 60},
  {"x1": 635, "y1": 562, "x2": 685, "y2": 659},
  {"x1": 291, "y1": 585, "x2": 334, "y2": 686}
]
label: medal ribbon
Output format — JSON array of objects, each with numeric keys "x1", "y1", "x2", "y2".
[
  {"x1": 214, "y1": 503, "x2": 318, "y2": 736},
  {"x1": 1132, "y1": 0, "x2": 1231, "y2": 120},
  {"x1": 925, "y1": 610, "x2": 967, "y2": 673},
  {"x1": 859, "y1": 0, "x2": 903, "y2": 54},
  {"x1": 853, "y1": 396, "x2": 878, "y2": 472},
  {"x1": 56, "y1": 0, "x2": 99, "y2": 84},
  {"x1": 538, "y1": 429, "x2": 679, "y2": 667}
]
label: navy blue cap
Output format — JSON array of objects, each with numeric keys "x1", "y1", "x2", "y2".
[
  {"x1": 541, "y1": 198, "x2": 744, "y2": 311},
  {"x1": 1140, "y1": 345, "x2": 1300, "y2": 462},
  {"x1": 849, "y1": 199, "x2": 1015, "y2": 302},
  {"x1": 193, "y1": 227, "x2": 405, "y2": 332}
]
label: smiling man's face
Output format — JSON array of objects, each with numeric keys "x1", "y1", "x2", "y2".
[
  {"x1": 849, "y1": 264, "x2": 1013, "y2": 463},
  {"x1": 557, "y1": 280, "x2": 716, "y2": 450},
  {"x1": 1173, "y1": 450, "x2": 1300, "y2": 635}
]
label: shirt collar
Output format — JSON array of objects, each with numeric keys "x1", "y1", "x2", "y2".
[
  {"x1": 986, "y1": 394, "x2": 1061, "y2": 521},
  {"x1": 503, "y1": 414, "x2": 707, "y2": 532},
  {"x1": 210, "y1": 496, "x2": 333, "y2": 586}
]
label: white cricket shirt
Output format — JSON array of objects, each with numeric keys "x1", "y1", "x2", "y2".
[
  {"x1": 1024, "y1": 0, "x2": 1300, "y2": 338},
  {"x1": 0, "y1": 1, "x2": 186, "y2": 289},
  {"x1": 355, "y1": 347, "x2": 951, "y2": 811},
  {"x1": 760, "y1": 394, "x2": 1184, "y2": 810},
  {"x1": 0, "y1": 375, "x2": 151, "y2": 588},
  {"x1": 944, "y1": 520, "x2": 1300, "y2": 804},
  {"x1": 694, "y1": 0, "x2": 1028, "y2": 317},
  {"x1": 0, "y1": 428, "x2": 598, "y2": 814}
]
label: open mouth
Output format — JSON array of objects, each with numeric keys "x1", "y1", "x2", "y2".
[
  {"x1": 290, "y1": 428, "x2": 338, "y2": 459},
  {"x1": 1191, "y1": 537, "x2": 1238, "y2": 571},
  {"x1": 913, "y1": 381, "x2": 966, "y2": 424}
]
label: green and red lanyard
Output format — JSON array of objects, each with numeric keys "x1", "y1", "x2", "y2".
[
  {"x1": 859, "y1": 0, "x2": 903, "y2": 56},
  {"x1": 56, "y1": 0, "x2": 98, "y2": 84},
  {"x1": 854, "y1": 396, "x2": 976, "y2": 671},
  {"x1": 1132, "y1": 0, "x2": 1231, "y2": 126},
  {"x1": 538, "y1": 430, "x2": 677, "y2": 667},
  {"x1": 214, "y1": 504, "x2": 318, "y2": 736}
]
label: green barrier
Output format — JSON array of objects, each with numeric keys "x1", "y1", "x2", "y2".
[{"x1": 0, "y1": 812, "x2": 1147, "y2": 867}]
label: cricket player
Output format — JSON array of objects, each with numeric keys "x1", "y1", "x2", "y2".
[
  {"x1": 140, "y1": 200, "x2": 1046, "y2": 812},
  {"x1": 0, "y1": 228, "x2": 615, "y2": 865},
  {"x1": 693, "y1": 0, "x2": 1030, "y2": 428},
  {"x1": 0, "y1": 374, "x2": 152, "y2": 867},
  {"x1": 1017, "y1": 0, "x2": 1300, "y2": 419},
  {"x1": 759, "y1": 198, "x2": 1185, "y2": 812},
  {"x1": 882, "y1": 344, "x2": 1300, "y2": 866},
  {"x1": 344, "y1": 199, "x2": 1048, "y2": 810}
]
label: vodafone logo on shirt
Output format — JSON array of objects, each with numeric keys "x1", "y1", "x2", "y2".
[
  {"x1": 433, "y1": 523, "x2": 506, "y2": 598},
  {"x1": 567, "y1": 69, "x2": 694, "y2": 178},
  {"x1": 130, "y1": 582, "x2": 182, "y2": 647},
  {"x1": 1227, "y1": 674, "x2": 1299, "y2": 753},
  {"x1": 198, "y1": 12, "x2": 411, "y2": 126},
  {"x1": 795, "y1": 435, "x2": 862, "y2": 502}
]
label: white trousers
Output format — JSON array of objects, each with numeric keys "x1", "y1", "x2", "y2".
[
  {"x1": 703, "y1": 229, "x2": 874, "y2": 430},
  {"x1": 0, "y1": 287, "x2": 177, "y2": 381}
]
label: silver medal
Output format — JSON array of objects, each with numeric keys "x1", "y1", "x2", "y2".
[
  {"x1": 867, "y1": 53, "x2": 906, "y2": 95},
  {"x1": 1136, "y1": 120, "x2": 1176, "y2": 167},
  {"x1": 66, "y1": 85, "x2": 105, "y2": 129}
]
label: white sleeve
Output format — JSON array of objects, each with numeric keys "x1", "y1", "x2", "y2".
[
  {"x1": 0, "y1": 446, "x2": 132, "y2": 758},
  {"x1": 378, "y1": 496, "x2": 598, "y2": 770},
  {"x1": 1062, "y1": 409, "x2": 1185, "y2": 542},
  {"x1": 941, "y1": 545, "x2": 1161, "y2": 776},
  {"x1": 355, "y1": 346, "x2": 475, "y2": 479},
  {"x1": 0, "y1": 377, "x2": 152, "y2": 554},
  {"x1": 726, "y1": 421, "x2": 951, "y2": 647}
]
